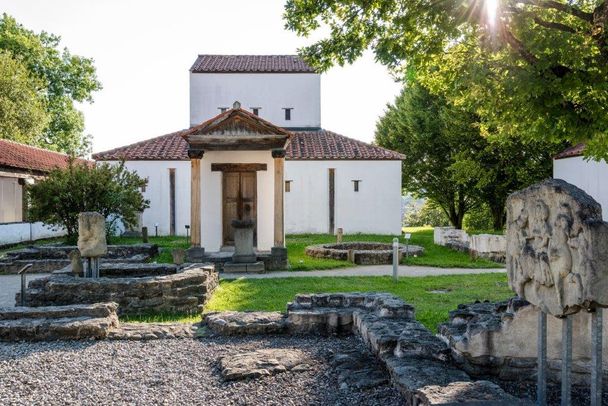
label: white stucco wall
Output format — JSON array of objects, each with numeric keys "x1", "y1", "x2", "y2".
[
  {"x1": 0, "y1": 222, "x2": 66, "y2": 246},
  {"x1": 284, "y1": 160, "x2": 403, "y2": 235},
  {"x1": 190, "y1": 73, "x2": 321, "y2": 129},
  {"x1": 553, "y1": 156, "x2": 608, "y2": 220},
  {"x1": 122, "y1": 161, "x2": 191, "y2": 237},
  {"x1": 0, "y1": 176, "x2": 23, "y2": 223},
  {"x1": 120, "y1": 158, "x2": 402, "y2": 248}
]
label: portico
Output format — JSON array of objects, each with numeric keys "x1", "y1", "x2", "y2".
[{"x1": 183, "y1": 102, "x2": 289, "y2": 264}]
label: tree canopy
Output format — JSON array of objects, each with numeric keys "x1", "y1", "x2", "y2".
[
  {"x1": 0, "y1": 14, "x2": 101, "y2": 155},
  {"x1": 285, "y1": 0, "x2": 608, "y2": 160},
  {"x1": 376, "y1": 80, "x2": 561, "y2": 229},
  {"x1": 0, "y1": 51, "x2": 49, "y2": 143}
]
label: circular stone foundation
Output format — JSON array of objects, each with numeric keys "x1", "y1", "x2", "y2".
[{"x1": 305, "y1": 242, "x2": 424, "y2": 265}]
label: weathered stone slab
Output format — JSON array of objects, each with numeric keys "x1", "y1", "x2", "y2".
[
  {"x1": 438, "y1": 298, "x2": 608, "y2": 384},
  {"x1": 204, "y1": 311, "x2": 287, "y2": 335},
  {"x1": 220, "y1": 349, "x2": 312, "y2": 380},
  {"x1": 332, "y1": 349, "x2": 389, "y2": 390},
  {"x1": 78, "y1": 212, "x2": 107, "y2": 257},
  {"x1": 506, "y1": 178, "x2": 608, "y2": 315},
  {"x1": 107, "y1": 322, "x2": 197, "y2": 340},
  {"x1": 0, "y1": 302, "x2": 119, "y2": 341}
]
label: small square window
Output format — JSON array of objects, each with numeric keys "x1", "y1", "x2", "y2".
[
  {"x1": 352, "y1": 180, "x2": 361, "y2": 192},
  {"x1": 283, "y1": 108, "x2": 292, "y2": 121},
  {"x1": 285, "y1": 180, "x2": 292, "y2": 192},
  {"x1": 251, "y1": 107, "x2": 261, "y2": 116},
  {"x1": 218, "y1": 107, "x2": 228, "y2": 113}
]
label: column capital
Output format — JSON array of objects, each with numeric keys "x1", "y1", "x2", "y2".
[
  {"x1": 271, "y1": 148, "x2": 286, "y2": 159},
  {"x1": 188, "y1": 148, "x2": 205, "y2": 159}
]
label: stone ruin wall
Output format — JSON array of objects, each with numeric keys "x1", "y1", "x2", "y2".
[
  {"x1": 17, "y1": 264, "x2": 219, "y2": 316},
  {"x1": 439, "y1": 298, "x2": 608, "y2": 385},
  {"x1": 434, "y1": 227, "x2": 506, "y2": 263}
]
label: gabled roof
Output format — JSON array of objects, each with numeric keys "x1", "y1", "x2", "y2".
[
  {"x1": 190, "y1": 55, "x2": 316, "y2": 74},
  {"x1": 554, "y1": 143, "x2": 586, "y2": 159},
  {"x1": 0, "y1": 139, "x2": 88, "y2": 174},
  {"x1": 93, "y1": 129, "x2": 405, "y2": 161},
  {"x1": 185, "y1": 104, "x2": 291, "y2": 138}
]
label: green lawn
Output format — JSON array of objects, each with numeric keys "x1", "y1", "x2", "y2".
[
  {"x1": 1, "y1": 227, "x2": 501, "y2": 271},
  {"x1": 123, "y1": 273, "x2": 513, "y2": 332}
]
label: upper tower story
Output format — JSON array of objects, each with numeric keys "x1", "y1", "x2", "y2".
[{"x1": 189, "y1": 55, "x2": 321, "y2": 129}]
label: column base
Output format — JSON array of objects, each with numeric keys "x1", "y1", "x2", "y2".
[
  {"x1": 186, "y1": 246, "x2": 205, "y2": 263},
  {"x1": 266, "y1": 246, "x2": 288, "y2": 271}
]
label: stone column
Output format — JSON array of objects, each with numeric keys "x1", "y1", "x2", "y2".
[
  {"x1": 272, "y1": 148, "x2": 285, "y2": 247},
  {"x1": 270, "y1": 148, "x2": 288, "y2": 271},
  {"x1": 187, "y1": 148, "x2": 205, "y2": 261}
]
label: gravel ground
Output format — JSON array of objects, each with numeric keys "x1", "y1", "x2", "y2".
[
  {"x1": 489, "y1": 377, "x2": 608, "y2": 405},
  {"x1": 0, "y1": 335, "x2": 404, "y2": 405}
]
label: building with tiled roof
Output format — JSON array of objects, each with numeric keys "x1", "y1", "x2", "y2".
[
  {"x1": 0, "y1": 139, "x2": 89, "y2": 225},
  {"x1": 553, "y1": 141, "x2": 608, "y2": 221},
  {"x1": 93, "y1": 55, "x2": 404, "y2": 252}
]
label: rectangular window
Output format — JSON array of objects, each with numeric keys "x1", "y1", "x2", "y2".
[
  {"x1": 285, "y1": 180, "x2": 292, "y2": 192},
  {"x1": 352, "y1": 180, "x2": 361, "y2": 192},
  {"x1": 218, "y1": 107, "x2": 228, "y2": 113},
  {"x1": 283, "y1": 108, "x2": 292, "y2": 121},
  {"x1": 251, "y1": 107, "x2": 261, "y2": 116}
]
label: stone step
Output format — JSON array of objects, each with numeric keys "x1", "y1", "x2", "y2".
[
  {"x1": 353, "y1": 311, "x2": 412, "y2": 355},
  {"x1": 289, "y1": 292, "x2": 415, "y2": 319},
  {"x1": 204, "y1": 311, "x2": 287, "y2": 335},
  {"x1": 0, "y1": 302, "x2": 119, "y2": 341},
  {"x1": 287, "y1": 308, "x2": 355, "y2": 335}
]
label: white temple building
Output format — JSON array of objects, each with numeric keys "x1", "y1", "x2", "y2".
[{"x1": 93, "y1": 55, "x2": 404, "y2": 253}]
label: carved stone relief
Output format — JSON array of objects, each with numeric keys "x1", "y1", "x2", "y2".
[{"x1": 506, "y1": 179, "x2": 608, "y2": 316}]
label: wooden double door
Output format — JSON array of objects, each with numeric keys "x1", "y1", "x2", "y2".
[{"x1": 222, "y1": 171, "x2": 257, "y2": 246}]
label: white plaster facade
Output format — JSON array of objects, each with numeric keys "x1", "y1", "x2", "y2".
[
  {"x1": 553, "y1": 156, "x2": 608, "y2": 220},
  {"x1": 285, "y1": 160, "x2": 402, "y2": 235},
  {"x1": 124, "y1": 157, "x2": 402, "y2": 248},
  {"x1": 190, "y1": 73, "x2": 321, "y2": 129},
  {"x1": 0, "y1": 177, "x2": 23, "y2": 223}
]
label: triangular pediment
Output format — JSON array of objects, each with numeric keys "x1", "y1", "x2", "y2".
[{"x1": 183, "y1": 104, "x2": 290, "y2": 151}]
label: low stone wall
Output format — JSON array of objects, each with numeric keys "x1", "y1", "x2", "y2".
[
  {"x1": 203, "y1": 293, "x2": 518, "y2": 405},
  {"x1": 0, "y1": 302, "x2": 119, "y2": 341},
  {"x1": 469, "y1": 234, "x2": 507, "y2": 263},
  {"x1": 305, "y1": 242, "x2": 424, "y2": 265},
  {"x1": 54, "y1": 262, "x2": 179, "y2": 278},
  {"x1": 438, "y1": 298, "x2": 608, "y2": 385},
  {"x1": 17, "y1": 264, "x2": 218, "y2": 316},
  {"x1": 0, "y1": 244, "x2": 158, "y2": 274}
]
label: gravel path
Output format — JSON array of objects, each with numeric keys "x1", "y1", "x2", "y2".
[
  {"x1": 0, "y1": 274, "x2": 50, "y2": 307},
  {"x1": 0, "y1": 335, "x2": 404, "y2": 405},
  {"x1": 222, "y1": 264, "x2": 505, "y2": 279}
]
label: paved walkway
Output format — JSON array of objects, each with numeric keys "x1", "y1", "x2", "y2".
[
  {"x1": 0, "y1": 274, "x2": 50, "y2": 308},
  {"x1": 222, "y1": 265, "x2": 505, "y2": 279}
]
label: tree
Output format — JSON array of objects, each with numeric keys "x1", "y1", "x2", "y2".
[
  {"x1": 28, "y1": 160, "x2": 149, "y2": 243},
  {"x1": 0, "y1": 14, "x2": 101, "y2": 155},
  {"x1": 376, "y1": 80, "x2": 560, "y2": 229},
  {"x1": 376, "y1": 82, "x2": 480, "y2": 228},
  {"x1": 0, "y1": 51, "x2": 49, "y2": 144},
  {"x1": 284, "y1": 0, "x2": 608, "y2": 160},
  {"x1": 405, "y1": 199, "x2": 451, "y2": 228}
]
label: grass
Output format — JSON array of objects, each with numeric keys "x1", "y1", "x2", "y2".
[
  {"x1": 122, "y1": 273, "x2": 513, "y2": 332},
  {"x1": 1, "y1": 228, "x2": 501, "y2": 270}
]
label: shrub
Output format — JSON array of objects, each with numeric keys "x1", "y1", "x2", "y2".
[
  {"x1": 405, "y1": 199, "x2": 450, "y2": 227},
  {"x1": 28, "y1": 159, "x2": 149, "y2": 243}
]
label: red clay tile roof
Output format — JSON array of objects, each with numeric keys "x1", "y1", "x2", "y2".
[
  {"x1": 288, "y1": 130, "x2": 405, "y2": 160},
  {"x1": 93, "y1": 130, "x2": 404, "y2": 161},
  {"x1": 0, "y1": 139, "x2": 88, "y2": 173},
  {"x1": 190, "y1": 55, "x2": 316, "y2": 74},
  {"x1": 554, "y1": 143, "x2": 586, "y2": 159}
]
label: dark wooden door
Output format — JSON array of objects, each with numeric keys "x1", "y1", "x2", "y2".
[{"x1": 223, "y1": 171, "x2": 257, "y2": 246}]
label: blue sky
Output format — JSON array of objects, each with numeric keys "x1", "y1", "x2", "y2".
[{"x1": 0, "y1": 0, "x2": 402, "y2": 153}]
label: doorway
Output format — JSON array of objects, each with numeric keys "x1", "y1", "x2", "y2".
[{"x1": 222, "y1": 171, "x2": 257, "y2": 246}]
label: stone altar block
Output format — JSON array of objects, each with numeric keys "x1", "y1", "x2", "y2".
[
  {"x1": 506, "y1": 178, "x2": 608, "y2": 316},
  {"x1": 77, "y1": 212, "x2": 107, "y2": 258}
]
